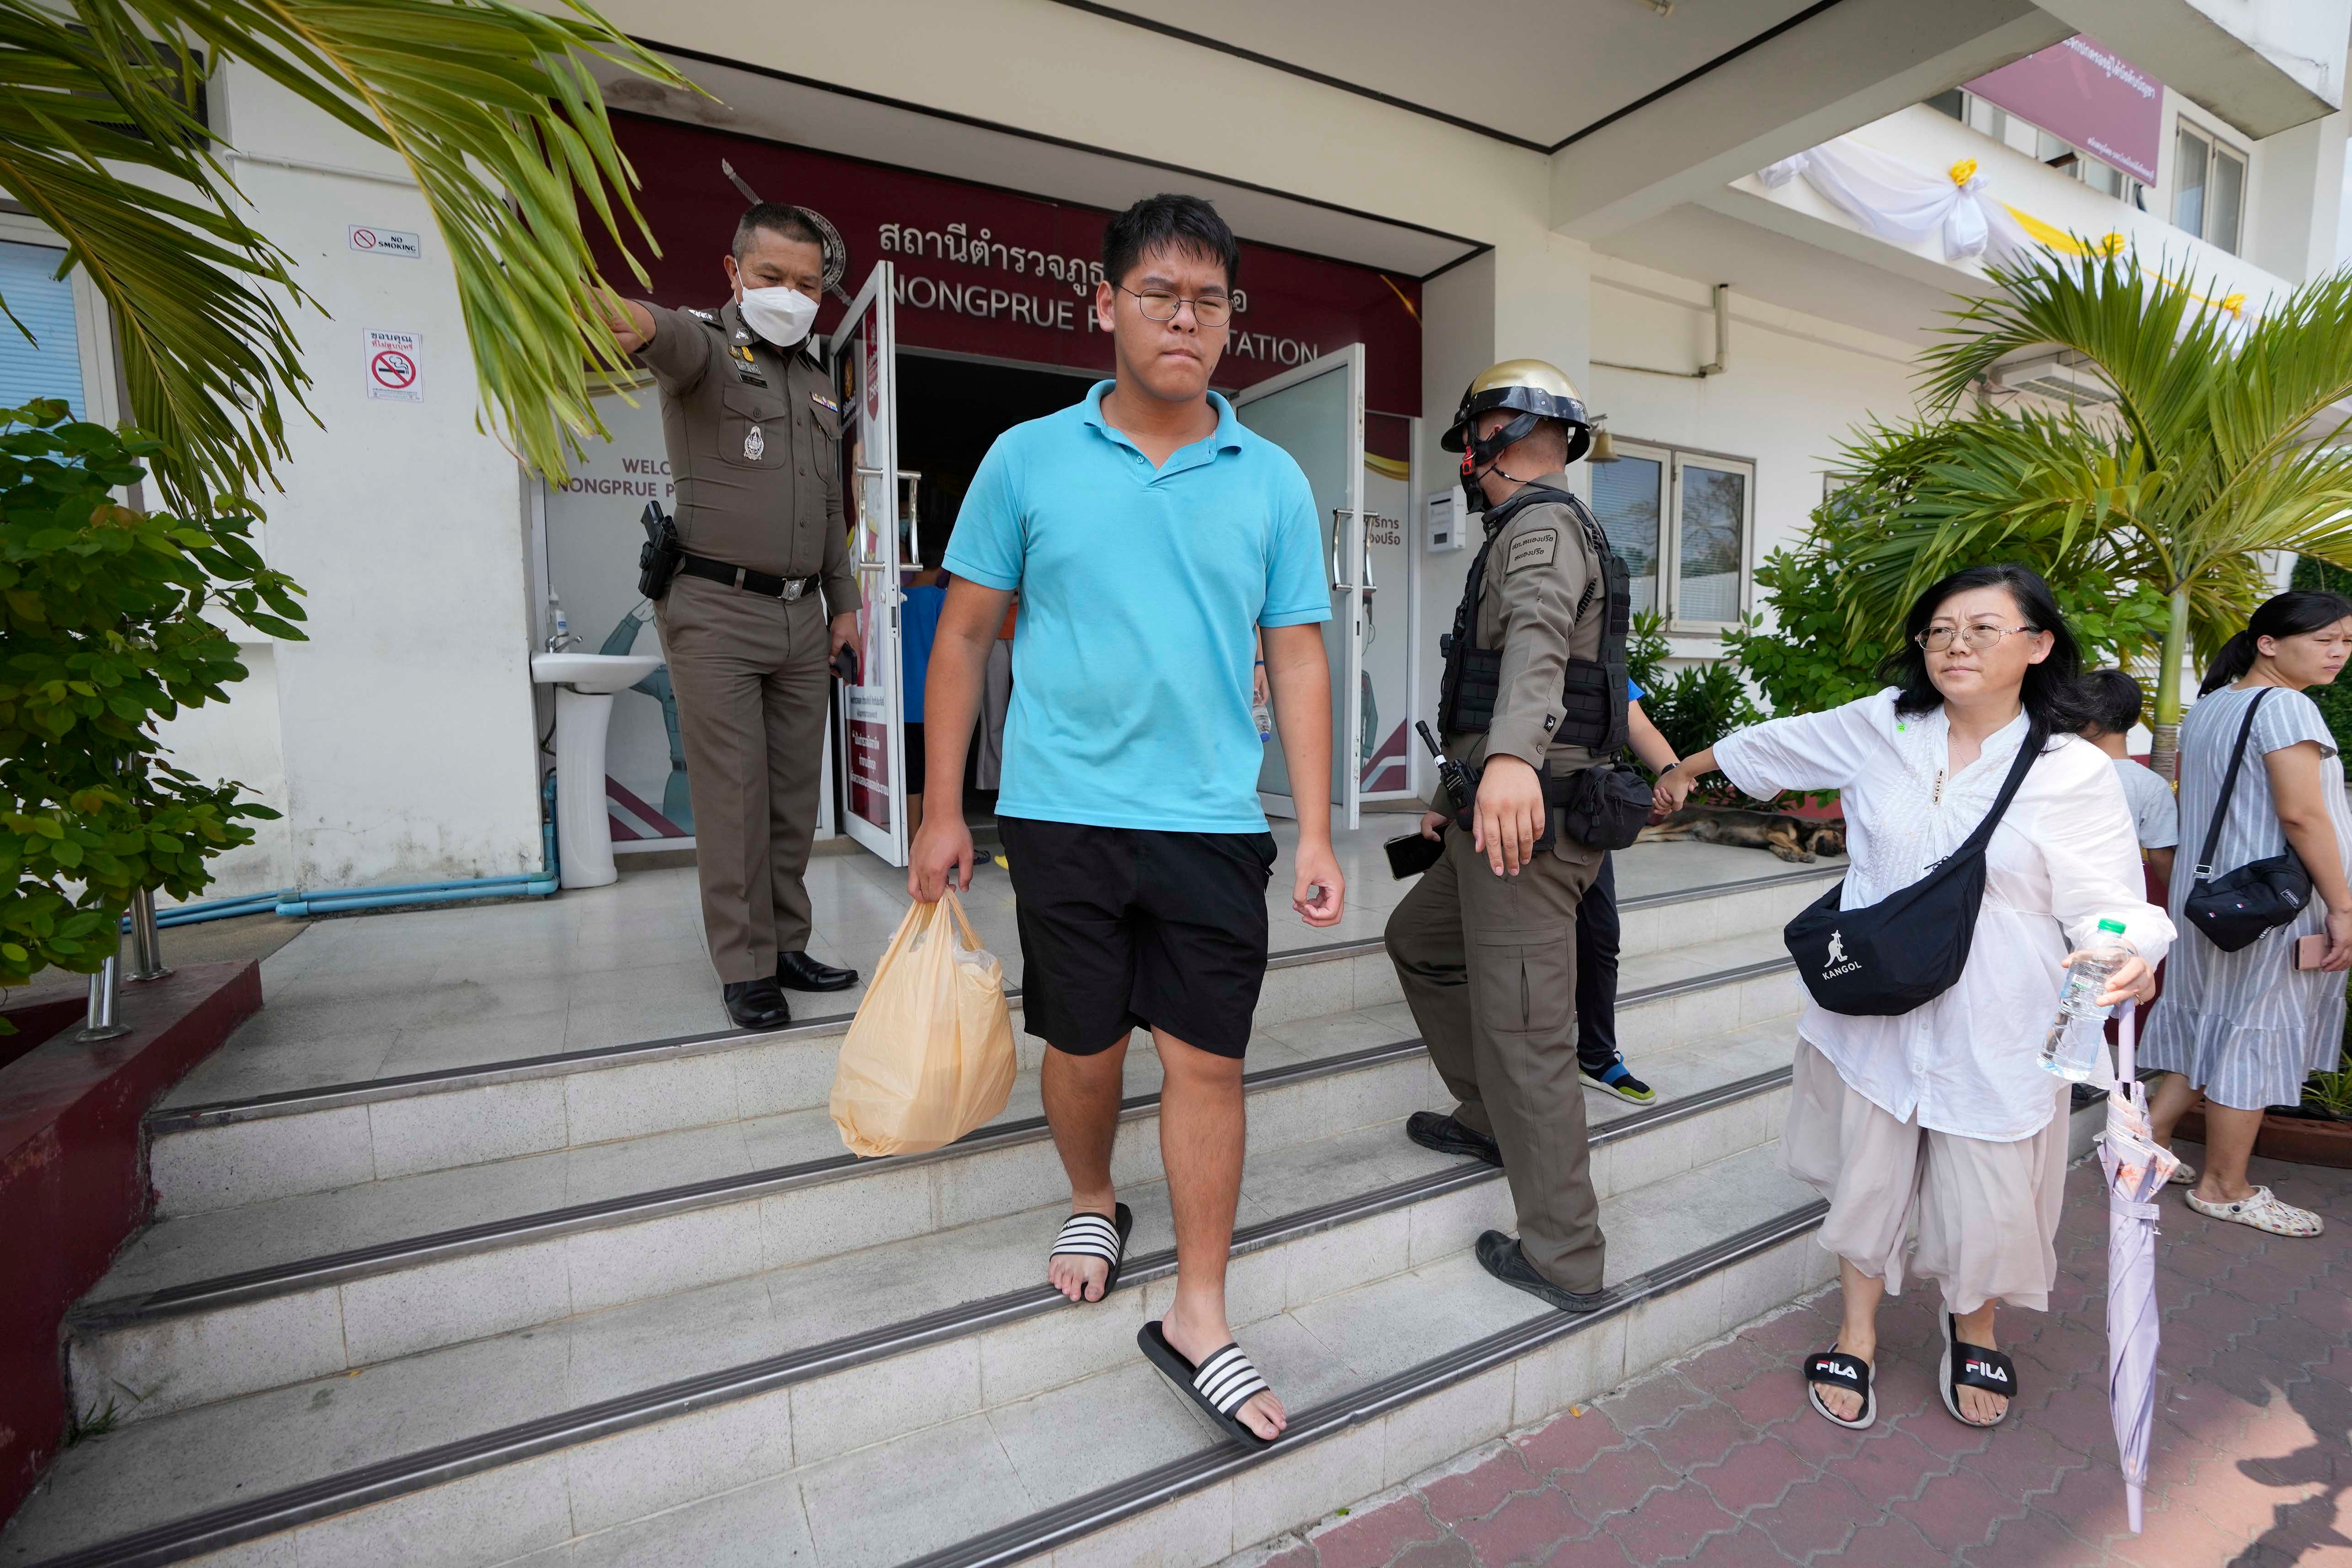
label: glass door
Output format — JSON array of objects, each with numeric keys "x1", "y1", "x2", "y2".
[
  {"x1": 1234, "y1": 343, "x2": 1366, "y2": 832},
  {"x1": 830, "y1": 261, "x2": 906, "y2": 867}
]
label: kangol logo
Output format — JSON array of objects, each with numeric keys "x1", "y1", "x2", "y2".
[{"x1": 1820, "y1": 927, "x2": 1861, "y2": 980}]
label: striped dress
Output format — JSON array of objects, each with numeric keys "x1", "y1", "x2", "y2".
[{"x1": 2141, "y1": 683, "x2": 2352, "y2": 1110}]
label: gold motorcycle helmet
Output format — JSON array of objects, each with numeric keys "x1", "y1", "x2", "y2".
[{"x1": 1442, "y1": 359, "x2": 1591, "y2": 508}]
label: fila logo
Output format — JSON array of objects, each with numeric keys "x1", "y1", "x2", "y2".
[
  {"x1": 1817, "y1": 1362, "x2": 1858, "y2": 1381},
  {"x1": 1965, "y1": 1359, "x2": 2010, "y2": 1385}
]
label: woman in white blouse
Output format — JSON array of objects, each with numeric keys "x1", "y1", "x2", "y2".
[{"x1": 1658, "y1": 565, "x2": 2170, "y2": 1432}]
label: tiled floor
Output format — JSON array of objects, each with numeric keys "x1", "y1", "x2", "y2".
[
  {"x1": 1239, "y1": 1150, "x2": 2352, "y2": 1568},
  {"x1": 162, "y1": 823, "x2": 1826, "y2": 1106}
]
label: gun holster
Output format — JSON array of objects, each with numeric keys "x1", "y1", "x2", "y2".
[
  {"x1": 1449, "y1": 761, "x2": 1651, "y2": 855},
  {"x1": 1449, "y1": 759, "x2": 1564, "y2": 852},
  {"x1": 637, "y1": 502, "x2": 683, "y2": 600}
]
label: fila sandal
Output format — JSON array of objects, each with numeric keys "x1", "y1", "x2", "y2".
[
  {"x1": 1047, "y1": 1203, "x2": 1133, "y2": 1301},
  {"x1": 1803, "y1": 1347, "x2": 1875, "y2": 1430},
  {"x1": 1939, "y1": 1311, "x2": 2018, "y2": 1427},
  {"x1": 1138, "y1": 1322, "x2": 1280, "y2": 1447}
]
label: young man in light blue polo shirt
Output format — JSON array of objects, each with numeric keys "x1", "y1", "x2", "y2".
[{"x1": 910, "y1": 194, "x2": 1342, "y2": 1445}]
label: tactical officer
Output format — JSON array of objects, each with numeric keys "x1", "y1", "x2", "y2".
[
  {"x1": 1384, "y1": 359, "x2": 1627, "y2": 1313},
  {"x1": 602, "y1": 203, "x2": 861, "y2": 1029}
]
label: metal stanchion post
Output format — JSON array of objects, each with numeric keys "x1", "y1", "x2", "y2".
[
  {"x1": 126, "y1": 887, "x2": 172, "y2": 982},
  {"x1": 79, "y1": 951, "x2": 131, "y2": 1042}
]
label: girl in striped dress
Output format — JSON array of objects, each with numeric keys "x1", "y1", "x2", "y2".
[{"x1": 2146, "y1": 591, "x2": 2352, "y2": 1238}]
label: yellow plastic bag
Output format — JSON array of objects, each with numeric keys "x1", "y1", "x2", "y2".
[{"x1": 830, "y1": 893, "x2": 1017, "y2": 1157}]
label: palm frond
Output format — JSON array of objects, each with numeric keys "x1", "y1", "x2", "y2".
[
  {"x1": 1917, "y1": 245, "x2": 2228, "y2": 470},
  {"x1": 0, "y1": 0, "x2": 690, "y2": 512}
]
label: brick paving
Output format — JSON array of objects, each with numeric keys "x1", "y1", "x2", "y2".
[{"x1": 1241, "y1": 1154, "x2": 2352, "y2": 1567}]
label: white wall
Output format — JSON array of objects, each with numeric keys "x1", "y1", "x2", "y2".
[
  {"x1": 1587, "y1": 261, "x2": 1923, "y2": 658},
  {"x1": 172, "y1": 63, "x2": 545, "y2": 894}
]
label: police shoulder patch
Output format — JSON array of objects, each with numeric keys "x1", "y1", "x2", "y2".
[
  {"x1": 1505, "y1": 527, "x2": 1559, "y2": 574},
  {"x1": 686, "y1": 308, "x2": 718, "y2": 324}
]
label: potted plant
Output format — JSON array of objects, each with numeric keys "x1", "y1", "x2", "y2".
[{"x1": 2174, "y1": 1043, "x2": 2352, "y2": 1170}]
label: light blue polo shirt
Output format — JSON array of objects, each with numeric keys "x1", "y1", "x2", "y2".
[{"x1": 944, "y1": 382, "x2": 1330, "y2": 832}]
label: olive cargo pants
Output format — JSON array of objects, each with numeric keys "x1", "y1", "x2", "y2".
[
  {"x1": 656, "y1": 574, "x2": 831, "y2": 984},
  {"x1": 1385, "y1": 824, "x2": 1607, "y2": 1294}
]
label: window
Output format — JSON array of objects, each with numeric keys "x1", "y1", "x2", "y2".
[
  {"x1": 0, "y1": 215, "x2": 114, "y2": 426},
  {"x1": 1591, "y1": 441, "x2": 1754, "y2": 630},
  {"x1": 1924, "y1": 90, "x2": 2144, "y2": 209},
  {"x1": 2173, "y1": 121, "x2": 2245, "y2": 254},
  {"x1": 1592, "y1": 453, "x2": 1662, "y2": 615},
  {"x1": 0, "y1": 240, "x2": 87, "y2": 416}
]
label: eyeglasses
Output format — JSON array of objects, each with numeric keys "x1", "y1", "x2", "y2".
[
  {"x1": 1119, "y1": 284, "x2": 1232, "y2": 328},
  {"x1": 1916, "y1": 624, "x2": 2038, "y2": 653}
]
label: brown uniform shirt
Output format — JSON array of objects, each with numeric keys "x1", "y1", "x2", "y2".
[
  {"x1": 1448, "y1": 470, "x2": 1607, "y2": 782},
  {"x1": 633, "y1": 300, "x2": 858, "y2": 615}
]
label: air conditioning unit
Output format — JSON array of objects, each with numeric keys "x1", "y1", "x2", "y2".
[{"x1": 1991, "y1": 354, "x2": 2118, "y2": 405}]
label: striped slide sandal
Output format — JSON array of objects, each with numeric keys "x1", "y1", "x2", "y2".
[{"x1": 1139, "y1": 1322, "x2": 1280, "y2": 1447}]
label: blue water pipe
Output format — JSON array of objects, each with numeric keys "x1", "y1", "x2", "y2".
[
  {"x1": 128, "y1": 777, "x2": 564, "y2": 924},
  {"x1": 273, "y1": 775, "x2": 561, "y2": 916}
]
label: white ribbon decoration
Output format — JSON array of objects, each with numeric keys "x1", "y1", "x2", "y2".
[{"x1": 1757, "y1": 136, "x2": 2035, "y2": 269}]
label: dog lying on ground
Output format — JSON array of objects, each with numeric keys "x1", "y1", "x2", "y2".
[{"x1": 1636, "y1": 806, "x2": 1847, "y2": 863}]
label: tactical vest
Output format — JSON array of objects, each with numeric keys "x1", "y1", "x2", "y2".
[{"x1": 1437, "y1": 484, "x2": 1630, "y2": 755}]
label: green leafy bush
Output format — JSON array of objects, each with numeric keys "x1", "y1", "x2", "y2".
[
  {"x1": 1, "y1": 401, "x2": 301, "y2": 995},
  {"x1": 1724, "y1": 492, "x2": 2171, "y2": 720}
]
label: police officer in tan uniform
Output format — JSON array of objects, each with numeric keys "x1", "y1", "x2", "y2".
[
  {"x1": 1385, "y1": 360, "x2": 1629, "y2": 1312},
  {"x1": 602, "y1": 204, "x2": 861, "y2": 1029}
]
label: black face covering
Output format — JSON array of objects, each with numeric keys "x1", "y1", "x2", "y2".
[{"x1": 1457, "y1": 411, "x2": 1546, "y2": 513}]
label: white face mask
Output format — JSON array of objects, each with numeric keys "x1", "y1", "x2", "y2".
[{"x1": 737, "y1": 285, "x2": 818, "y2": 348}]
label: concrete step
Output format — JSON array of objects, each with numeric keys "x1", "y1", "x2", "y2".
[
  {"x1": 3, "y1": 1065, "x2": 1811, "y2": 1568},
  {"x1": 145, "y1": 867, "x2": 1834, "y2": 1215},
  {"x1": 68, "y1": 921, "x2": 1807, "y2": 1427}
]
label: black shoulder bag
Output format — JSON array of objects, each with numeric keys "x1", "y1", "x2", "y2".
[
  {"x1": 2182, "y1": 688, "x2": 2311, "y2": 953},
  {"x1": 1783, "y1": 722, "x2": 2044, "y2": 1017}
]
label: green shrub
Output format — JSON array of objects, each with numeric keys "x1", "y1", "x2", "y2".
[
  {"x1": 1725, "y1": 495, "x2": 2170, "y2": 720},
  {"x1": 1, "y1": 401, "x2": 300, "y2": 996}
]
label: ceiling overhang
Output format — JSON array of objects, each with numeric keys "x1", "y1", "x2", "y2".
[{"x1": 590, "y1": 43, "x2": 1488, "y2": 280}]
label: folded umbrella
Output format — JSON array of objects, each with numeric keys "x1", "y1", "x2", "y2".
[{"x1": 2100, "y1": 1002, "x2": 2175, "y2": 1534}]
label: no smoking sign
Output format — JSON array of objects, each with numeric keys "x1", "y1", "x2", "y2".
[{"x1": 366, "y1": 329, "x2": 422, "y2": 403}]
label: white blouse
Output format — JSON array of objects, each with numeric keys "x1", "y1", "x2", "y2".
[{"x1": 1714, "y1": 690, "x2": 2175, "y2": 1142}]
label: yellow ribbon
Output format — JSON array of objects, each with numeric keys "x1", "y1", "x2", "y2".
[{"x1": 1949, "y1": 159, "x2": 1978, "y2": 187}]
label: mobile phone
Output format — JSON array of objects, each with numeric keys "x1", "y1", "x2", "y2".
[
  {"x1": 1385, "y1": 831, "x2": 1444, "y2": 880},
  {"x1": 2297, "y1": 932, "x2": 2329, "y2": 970},
  {"x1": 830, "y1": 646, "x2": 860, "y2": 685}
]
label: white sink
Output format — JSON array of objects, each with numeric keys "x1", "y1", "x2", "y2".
[
  {"x1": 532, "y1": 652, "x2": 666, "y2": 889},
  {"x1": 531, "y1": 653, "x2": 663, "y2": 695}
]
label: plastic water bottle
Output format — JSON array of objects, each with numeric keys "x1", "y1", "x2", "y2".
[
  {"x1": 2039, "y1": 918, "x2": 2129, "y2": 1082},
  {"x1": 1253, "y1": 695, "x2": 1274, "y2": 744}
]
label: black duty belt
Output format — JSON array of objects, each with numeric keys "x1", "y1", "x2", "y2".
[{"x1": 679, "y1": 553, "x2": 822, "y2": 602}]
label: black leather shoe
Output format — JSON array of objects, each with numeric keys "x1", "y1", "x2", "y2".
[
  {"x1": 776, "y1": 950, "x2": 858, "y2": 992},
  {"x1": 1476, "y1": 1231, "x2": 1607, "y2": 1314},
  {"x1": 1406, "y1": 1110, "x2": 1503, "y2": 1167},
  {"x1": 723, "y1": 978, "x2": 792, "y2": 1030}
]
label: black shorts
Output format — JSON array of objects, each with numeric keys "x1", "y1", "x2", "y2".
[{"x1": 997, "y1": 815, "x2": 1276, "y2": 1059}]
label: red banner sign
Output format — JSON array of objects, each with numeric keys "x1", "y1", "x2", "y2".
[
  {"x1": 600, "y1": 113, "x2": 1423, "y2": 415},
  {"x1": 1966, "y1": 35, "x2": 2161, "y2": 185}
]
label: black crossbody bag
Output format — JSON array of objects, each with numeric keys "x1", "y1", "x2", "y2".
[
  {"x1": 2182, "y1": 688, "x2": 2311, "y2": 953},
  {"x1": 1783, "y1": 721, "x2": 2044, "y2": 1017}
]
